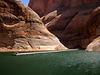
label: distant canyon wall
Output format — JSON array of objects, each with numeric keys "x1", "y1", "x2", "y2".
[{"x1": 28, "y1": 0, "x2": 100, "y2": 16}]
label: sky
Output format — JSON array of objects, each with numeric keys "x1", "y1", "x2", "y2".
[{"x1": 19, "y1": 0, "x2": 30, "y2": 6}]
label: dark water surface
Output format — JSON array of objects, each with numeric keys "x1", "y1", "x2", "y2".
[{"x1": 0, "y1": 50, "x2": 100, "y2": 75}]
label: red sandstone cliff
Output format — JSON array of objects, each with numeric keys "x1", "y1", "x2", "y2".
[
  {"x1": 29, "y1": 0, "x2": 100, "y2": 16},
  {"x1": 86, "y1": 6, "x2": 100, "y2": 51},
  {"x1": 0, "y1": 0, "x2": 68, "y2": 52},
  {"x1": 29, "y1": 0, "x2": 100, "y2": 50}
]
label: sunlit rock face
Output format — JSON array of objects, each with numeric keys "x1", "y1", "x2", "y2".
[
  {"x1": 29, "y1": 0, "x2": 100, "y2": 49},
  {"x1": 0, "y1": 0, "x2": 68, "y2": 52},
  {"x1": 86, "y1": 36, "x2": 100, "y2": 52}
]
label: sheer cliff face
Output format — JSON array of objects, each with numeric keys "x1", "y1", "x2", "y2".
[
  {"x1": 29, "y1": 0, "x2": 100, "y2": 16},
  {"x1": 0, "y1": 0, "x2": 67, "y2": 52},
  {"x1": 29, "y1": 0, "x2": 100, "y2": 49}
]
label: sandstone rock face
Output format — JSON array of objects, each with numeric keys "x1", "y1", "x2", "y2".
[
  {"x1": 85, "y1": 6, "x2": 100, "y2": 51},
  {"x1": 86, "y1": 36, "x2": 100, "y2": 52},
  {"x1": 29, "y1": 0, "x2": 100, "y2": 16},
  {"x1": 85, "y1": 6, "x2": 100, "y2": 37},
  {"x1": 83, "y1": 0, "x2": 100, "y2": 4},
  {"x1": 29, "y1": 0, "x2": 100, "y2": 49},
  {"x1": 42, "y1": 8, "x2": 79, "y2": 31},
  {"x1": 0, "y1": 0, "x2": 68, "y2": 52},
  {"x1": 28, "y1": 0, "x2": 47, "y2": 16},
  {"x1": 43, "y1": 4, "x2": 100, "y2": 49},
  {"x1": 63, "y1": 9, "x2": 94, "y2": 48}
]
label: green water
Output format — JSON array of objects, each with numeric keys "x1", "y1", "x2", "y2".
[{"x1": 0, "y1": 50, "x2": 100, "y2": 75}]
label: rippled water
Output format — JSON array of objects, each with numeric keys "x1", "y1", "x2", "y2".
[{"x1": 0, "y1": 50, "x2": 100, "y2": 75}]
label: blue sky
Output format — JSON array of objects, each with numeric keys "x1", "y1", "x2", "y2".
[{"x1": 19, "y1": 0, "x2": 29, "y2": 6}]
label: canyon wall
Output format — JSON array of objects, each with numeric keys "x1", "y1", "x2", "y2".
[
  {"x1": 0, "y1": 0, "x2": 67, "y2": 52},
  {"x1": 86, "y1": 7, "x2": 100, "y2": 51},
  {"x1": 29, "y1": 0, "x2": 100, "y2": 16},
  {"x1": 29, "y1": 0, "x2": 100, "y2": 50}
]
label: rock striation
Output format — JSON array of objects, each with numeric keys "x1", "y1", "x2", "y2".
[
  {"x1": 86, "y1": 6, "x2": 100, "y2": 51},
  {"x1": 0, "y1": 0, "x2": 68, "y2": 52},
  {"x1": 29, "y1": 0, "x2": 100, "y2": 49}
]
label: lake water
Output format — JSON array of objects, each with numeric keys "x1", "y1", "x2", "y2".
[{"x1": 0, "y1": 50, "x2": 100, "y2": 75}]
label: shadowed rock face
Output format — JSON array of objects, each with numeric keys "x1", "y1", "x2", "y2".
[
  {"x1": 0, "y1": 0, "x2": 68, "y2": 52},
  {"x1": 28, "y1": 0, "x2": 62, "y2": 16},
  {"x1": 83, "y1": 0, "x2": 100, "y2": 4},
  {"x1": 29, "y1": 0, "x2": 100, "y2": 49},
  {"x1": 86, "y1": 7, "x2": 100, "y2": 51},
  {"x1": 29, "y1": 0, "x2": 100, "y2": 16}
]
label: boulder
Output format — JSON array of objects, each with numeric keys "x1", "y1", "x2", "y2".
[{"x1": 0, "y1": 0, "x2": 68, "y2": 52}]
